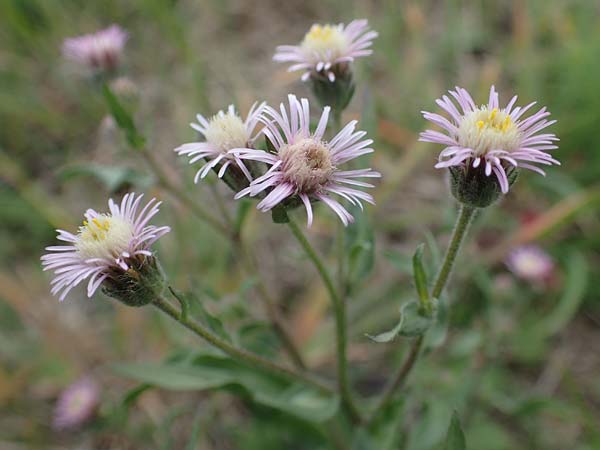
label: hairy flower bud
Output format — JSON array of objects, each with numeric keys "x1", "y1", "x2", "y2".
[
  {"x1": 449, "y1": 165, "x2": 519, "y2": 208},
  {"x1": 101, "y1": 255, "x2": 166, "y2": 307}
]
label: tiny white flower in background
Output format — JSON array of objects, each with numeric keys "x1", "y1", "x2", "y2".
[
  {"x1": 233, "y1": 94, "x2": 380, "y2": 227},
  {"x1": 174, "y1": 103, "x2": 265, "y2": 182},
  {"x1": 420, "y1": 86, "x2": 560, "y2": 193},
  {"x1": 274, "y1": 19, "x2": 377, "y2": 82},
  {"x1": 41, "y1": 193, "x2": 170, "y2": 301},
  {"x1": 62, "y1": 25, "x2": 128, "y2": 72},
  {"x1": 505, "y1": 245, "x2": 554, "y2": 283},
  {"x1": 53, "y1": 377, "x2": 100, "y2": 430}
]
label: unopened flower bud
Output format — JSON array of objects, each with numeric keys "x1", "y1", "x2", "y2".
[
  {"x1": 309, "y1": 63, "x2": 356, "y2": 112},
  {"x1": 448, "y1": 164, "x2": 519, "y2": 208}
]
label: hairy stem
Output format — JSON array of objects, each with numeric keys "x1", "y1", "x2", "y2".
[
  {"x1": 368, "y1": 204, "x2": 476, "y2": 424},
  {"x1": 287, "y1": 217, "x2": 362, "y2": 423},
  {"x1": 152, "y1": 294, "x2": 331, "y2": 393}
]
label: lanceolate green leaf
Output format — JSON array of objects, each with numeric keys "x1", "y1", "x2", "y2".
[
  {"x1": 412, "y1": 243, "x2": 430, "y2": 304},
  {"x1": 102, "y1": 83, "x2": 145, "y2": 150},
  {"x1": 113, "y1": 354, "x2": 339, "y2": 423},
  {"x1": 444, "y1": 411, "x2": 467, "y2": 450}
]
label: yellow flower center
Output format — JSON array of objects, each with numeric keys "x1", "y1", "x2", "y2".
[
  {"x1": 76, "y1": 214, "x2": 134, "y2": 260},
  {"x1": 301, "y1": 24, "x2": 347, "y2": 58},
  {"x1": 457, "y1": 107, "x2": 521, "y2": 156},
  {"x1": 204, "y1": 112, "x2": 249, "y2": 153}
]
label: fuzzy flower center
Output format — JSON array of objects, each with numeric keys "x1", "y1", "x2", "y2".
[
  {"x1": 280, "y1": 138, "x2": 334, "y2": 192},
  {"x1": 301, "y1": 24, "x2": 347, "y2": 58},
  {"x1": 76, "y1": 214, "x2": 134, "y2": 260},
  {"x1": 204, "y1": 112, "x2": 249, "y2": 152},
  {"x1": 457, "y1": 107, "x2": 521, "y2": 156}
]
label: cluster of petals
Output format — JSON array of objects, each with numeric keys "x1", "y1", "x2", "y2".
[
  {"x1": 62, "y1": 25, "x2": 128, "y2": 71},
  {"x1": 420, "y1": 86, "x2": 560, "y2": 193},
  {"x1": 41, "y1": 193, "x2": 170, "y2": 301},
  {"x1": 233, "y1": 94, "x2": 380, "y2": 226},
  {"x1": 273, "y1": 19, "x2": 377, "y2": 82}
]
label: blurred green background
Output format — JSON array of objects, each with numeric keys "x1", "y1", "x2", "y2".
[{"x1": 1, "y1": 0, "x2": 599, "y2": 449}]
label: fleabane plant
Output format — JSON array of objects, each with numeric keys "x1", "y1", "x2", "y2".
[
  {"x1": 41, "y1": 193, "x2": 170, "y2": 305},
  {"x1": 234, "y1": 94, "x2": 380, "y2": 226},
  {"x1": 274, "y1": 19, "x2": 377, "y2": 83},
  {"x1": 420, "y1": 86, "x2": 560, "y2": 207},
  {"x1": 62, "y1": 25, "x2": 128, "y2": 73},
  {"x1": 274, "y1": 20, "x2": 377, "y2": 111},
  {"x1": 174, "y1": 103, "x2": 266, "y2": 189}
]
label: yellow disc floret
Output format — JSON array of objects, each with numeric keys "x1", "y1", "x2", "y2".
[
  {"x1": 457, "y1": 107, "x2": 521, "y2": 156},
  {"x1": 301, "y1": 24, "x2": 348, "y2": 59},
  {"x1": 76, "y1": 214, "x2": 134, "y2": 260},
  {"x1": 203, "y1": 111, "x2": 249, "y2": 153}
]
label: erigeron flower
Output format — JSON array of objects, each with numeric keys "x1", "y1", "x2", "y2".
[
  {"x1": 420, "y1": 86, "x2": 560, "y2": 195},
  {"x1": 174, "y1": 103, "x2": 265, "y2": 184},
  {"x1": 62, "y1": 25, "x2": 128, "y2": 72},
  {"x1": 233, "y1": 95, "x2": 380, "y2": 226},
  {"x1": 41, "y1": 193, "x2": 170, "y2": 302},
  {"x1": 273, "y1": 20, "x2": 377, "y2": 82},
  {"x1": 505, "y1": 245, "x2": 554, "y2": 283},
  {"x1": 53, "y1": 377, "x2": 100, "y2": 430}
]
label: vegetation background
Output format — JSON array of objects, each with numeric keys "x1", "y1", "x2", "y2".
[{"x1": 1, "y1": 0, "x2": 599, "y2": 449}]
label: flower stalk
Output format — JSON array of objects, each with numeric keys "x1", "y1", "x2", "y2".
[
  {"x1": 287, "y1": 216, "x2": 362, "y2": 423},
  {"x1": 368, "y1": 204, "x2": 476, "y2": 424},
  {"x1": 152, "y1": 293, "x2": 331, "y2": 393}
]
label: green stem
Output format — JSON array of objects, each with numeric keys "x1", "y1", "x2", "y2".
[
  {"x1": 367, "y1": 204, "x2": 476, "y2": 424},
  {"x1": 287, "y1": 217, "x2": 362, "y2": 423},
  {"x1": 152, "y1": 294, "x2": 331, "y2": 393},
  {"x1": 238, "y1": 241, "x2": 307, "y2": 369},
  {"x1": 139, "y1": 150, "x2": 230, "y2": 237}
]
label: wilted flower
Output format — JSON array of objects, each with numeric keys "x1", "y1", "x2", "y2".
[
  {"x1": 234, "y1": 95, "x2": 380, "y2": 226},
  {"x1": 274, "y1": 20, "x2": 377, "y2": 83},
  {"x1": 420, "y1": 86, "x2": 560, "y2": 205},
  {"x1": 174, "y1": 103, "x2": 265, "y2": 188},
  {"x1": 505, "y1": 245, "x2": 554, "y2": 283},
  {"x1": 53, "y1": 377, "x2": 100, "y2": 430},
  {"x1": 62, "y1": 25, "x2": 128, "y2": 73},
  {"x1": 41, "y1": 193, "x2": 170, "y2": 302}
]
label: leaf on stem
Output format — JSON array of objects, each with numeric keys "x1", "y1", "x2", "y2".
[
  {"x1": 366, "y1": 300, "x2": 433, "y2": 343},
  {"x1": 102, "y1": 84, "x2": 146, "y2": 150},
  {"x1": 113, "y1": 353, "x2": 339, "y2": 422},
  {"x1": 444, "y1": 411, "x2": 467, "y2": 450}
]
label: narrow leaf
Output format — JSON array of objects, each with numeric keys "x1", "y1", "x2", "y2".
[
  {"x1": 412, "y1": 243, "x2": 429, "y2": 303},
  {"x1": 102, "y1": 84, "x2": 145, "y2": 150},
  {"x1": 444, "y1": 411, "x2": 467, "y2": 450}
]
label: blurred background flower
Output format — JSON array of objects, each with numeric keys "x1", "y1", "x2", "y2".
[{"x1": 53, "y1": 377, "x2": 100, "y2": 430}]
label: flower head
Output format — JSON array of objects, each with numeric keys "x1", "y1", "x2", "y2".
[
  {"x1": 53, "y1": 377, "x2": 100, "y2": 430},
  {"x1": 274, "y1": 20, "x2": 377, "y2": 82},
  {"x1": 62, "y1": 25, "x2": 128, "y2": 72},
  {"x1": 505, "y1": 245, "x2": 554, "y2": 283},
  {"x1": 41, "y1": 193, "x2": 170, "y2": 302},
  {"x1": 420, "y1": 86, "x2": 560, "y2": 196},
  {"x1": 234, "y1": 95, "x2": 380, "y2": 226},
  {"x1": 174, "y1": 103, "x2": 265, "y2": 185}
]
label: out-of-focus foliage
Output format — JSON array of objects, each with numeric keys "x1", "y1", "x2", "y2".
[{"x1": 1, "y1": 0, "x2": 599, "y2": 449}]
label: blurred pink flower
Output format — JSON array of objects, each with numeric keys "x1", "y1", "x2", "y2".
[
  {"x1": 274, "y1": 20, "x2": 377, "y2": 82},
  {"x1": 53, "y1": 377, "x2": 100, "y2": 430},
  {"x1": 62, "y1": 25, "x2": 128, "y2": 72},
  {"x1": 420, "y1": 86, "x2": 560, "y2": 193},
  {"x1": 233, "y1": 94, "x2": 380, "y2": 226},
  {"x1": 174, "y1": 103, "x2": 265, "y2": 182},
  {"x1": 505, "y1": 245, "x2": 554, "y2": 282},
  {"x1": 41, "y1": 193, "x2": 170, "y2": 301}
]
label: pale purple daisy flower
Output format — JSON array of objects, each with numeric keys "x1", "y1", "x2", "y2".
[
  {"x1": 273, "y1": 20, "x2": 378, "y2": 82},
  {"x1": 233, "y1": 95, "x2": 380, "y2": 226},
  {"x1": 41, "y1": 193, "x2": 170, "y2": 301},
  {"x1": 62, "y1": 25, "x2": 128, "y2": 72},
  {"x1": 53, "y1": 377, "x2": 100, "y2": 430},
  {"x1": 505, "y1": 245, "x2": 554, "y2": 283},
  {"x1": 420, "y1": 86, "x2": 560, "y2": 193},
  {"x1": 174, "y1": 103, "x2": 265, "y2": 183}
]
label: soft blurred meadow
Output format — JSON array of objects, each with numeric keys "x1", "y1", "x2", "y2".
[{"x1": 1, "y1": 0, "x2": 600, "y2": 449}]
